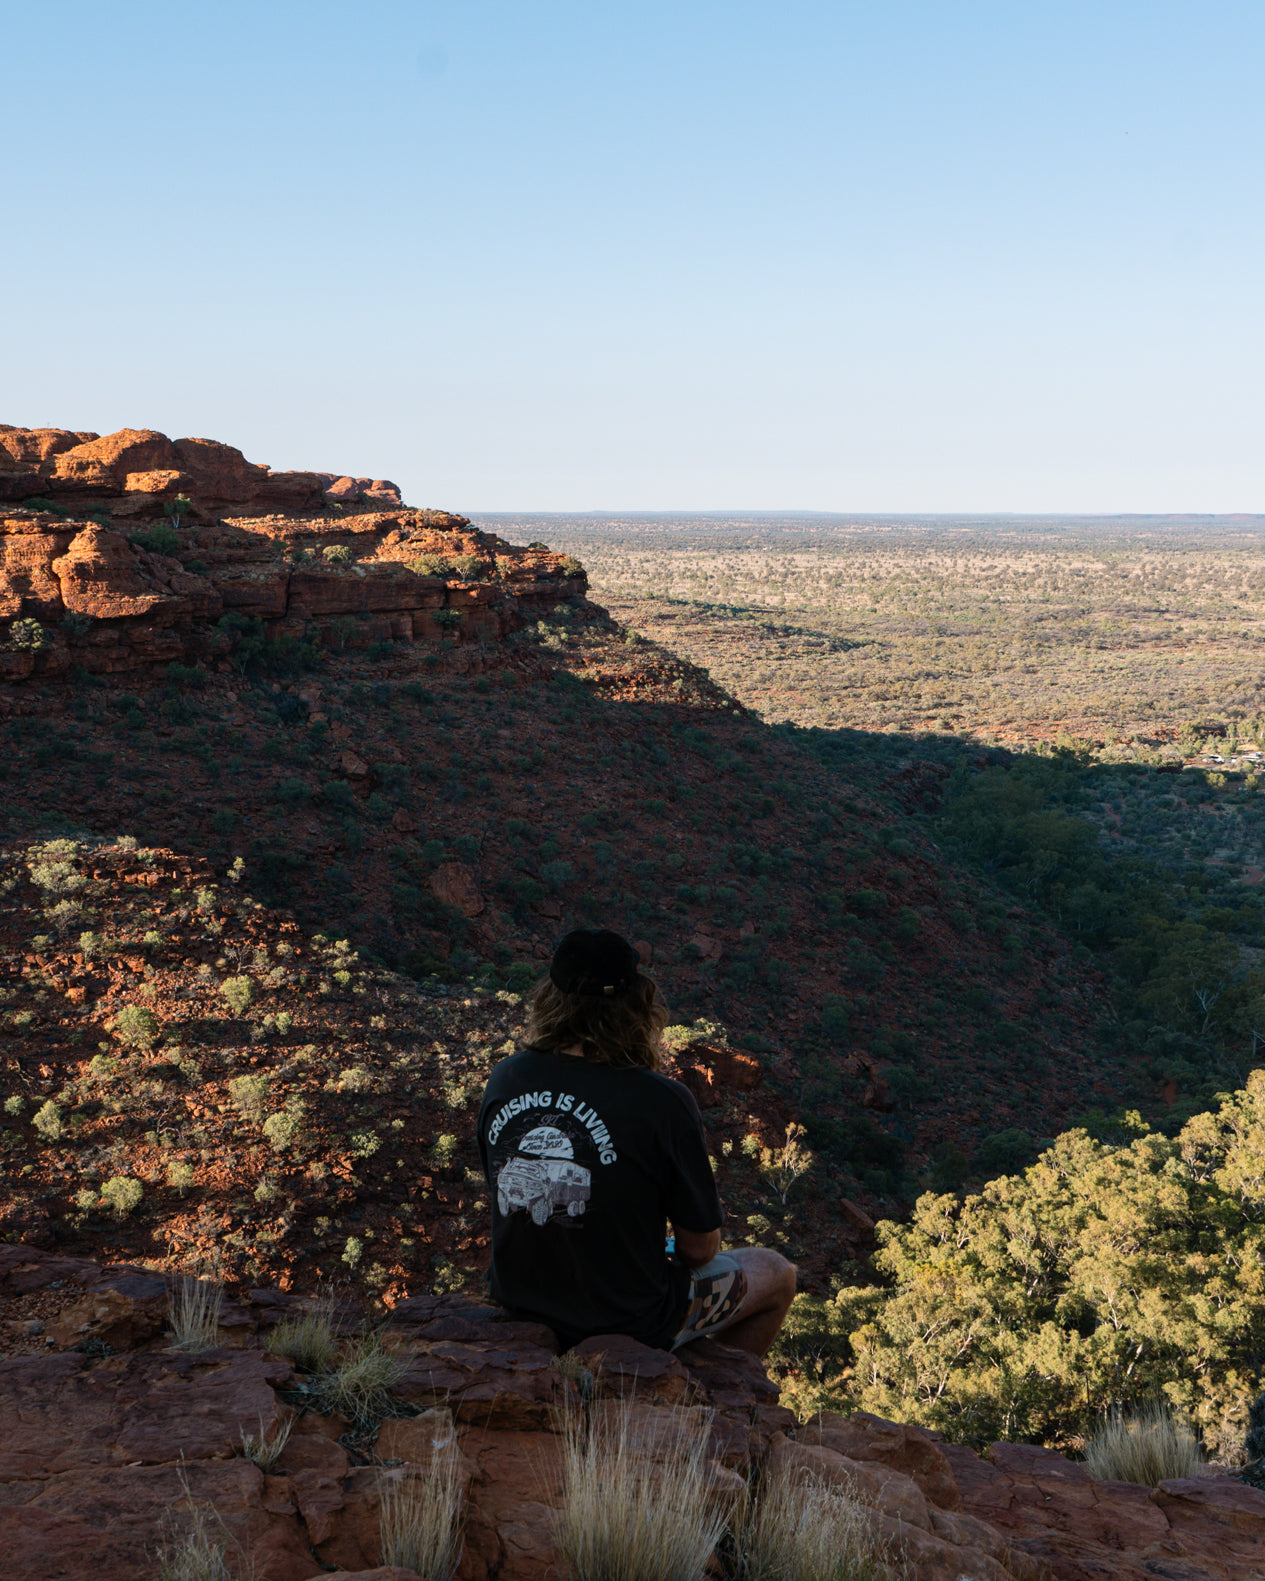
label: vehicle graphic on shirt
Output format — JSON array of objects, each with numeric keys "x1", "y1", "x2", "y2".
[{"x1": 495, "y1": 1121, "x2": 592, "y2": 1226}]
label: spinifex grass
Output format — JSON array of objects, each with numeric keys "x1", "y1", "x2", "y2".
[
  {"x1": 167, "y1": 1271, "x2": 224, "y2": 1353},
  {"x1": 553, "y1": 1396, "x2": 732, "y2": 1581},
  {"x1": 239, "y1": 1413, "x2": 294, "y2": 1472},
  {"x1": 1083, "y1": 1402, "x2": 1206, "y2": 1486},
  {"x1": 311, "y1": 1331, "x2": 409, "y2": 1429},
  {"x1": 733, "y1": 1460, "x2": 899, "y2": 1581},
  {"x1": 378, "y1": 1423, "x2": 464, "y2": 1581},
  {"x1": 268, "y1": 1300, "x2": 339, "y2": 1374}
]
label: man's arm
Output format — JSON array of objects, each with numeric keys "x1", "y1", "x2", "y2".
[{"x1": 673, "y1": 1224, "x2": 721, "y2": 1269}]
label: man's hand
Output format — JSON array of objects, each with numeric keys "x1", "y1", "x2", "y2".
[{"x1": 673, "y1": 1224, "x2": 721, "y2": 1269}]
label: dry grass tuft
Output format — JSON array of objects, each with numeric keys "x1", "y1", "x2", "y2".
[
  {"x1": 734, "y1": 1460, "x2": 898, "y2": 1581},
  {"x1": 311, "y1": 1331, "x2": 409, "y2": 1427},
  {"x1": 268, "y1": 1301, "x2": 339, "y2": 1374},
  {"x1": 239, "y1": 1413, "x2": 293, "y2": 1472},
  {"x1": 167, "y1": 1272, "x2": 224, "y2": 1353},
  {"x1": 553, "y1": 1397, "x2": 731, "y2": 1581},
  {"x1": 378, "y1": 1442, "x2": 465, "y2": 1581},
  {"x1": 155, "y1": 1470, "x2": 255, "y2": 1581},
  {"x1": 1083, "y1": 1402, "x2": 1207, "y2": 1486}
]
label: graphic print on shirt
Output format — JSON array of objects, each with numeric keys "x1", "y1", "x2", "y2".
[{"x1": 485, "y1": 1090, "x2": 617, "y2": 1230}]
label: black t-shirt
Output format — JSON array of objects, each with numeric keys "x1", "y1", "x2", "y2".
[{"x1": 476, "y1": 1046, "x2": 723, "y2": 1350}]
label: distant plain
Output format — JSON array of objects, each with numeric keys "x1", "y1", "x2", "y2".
[{"x1": 474, "y1": 514, "x2": 1265, "y2": 752}]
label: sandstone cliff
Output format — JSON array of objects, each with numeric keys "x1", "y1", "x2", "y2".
[{"x1": 0, "y1": 425, "x2": 585, "y2": 678}]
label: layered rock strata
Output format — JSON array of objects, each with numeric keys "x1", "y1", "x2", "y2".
[{"x1": 0, "y1": 425, "x2": 585, "y2": 678}]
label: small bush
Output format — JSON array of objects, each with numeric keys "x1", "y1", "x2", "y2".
[
  {"x1": 431, "y1": 1134, "x2": 459, "y2": 1167},
  {"x1": 101, "y1": 1176, "x2": 143, "y2": 1218},
  {"x1": 1083, "y1": 1403, "x2": 1206, "y2": 1486},
  {"x1": 221, "y1": 975, "x2": 254, "y2": 1016},
  {"x1": 168, "y1": 1160, "x2": 196, "y2": 1195},
  {"x1": 323, "y1": 543, "x2": 353, "y2": 563},
  {"x1": 131, "y1": 522, "x2": 181, "y2": 555},
  {"x1": 32, "y1": 1100, "x2": 63, "y2": 1140},
  {"x1": 262, "y1": 1103, "x2": 304, "y2": 1152},
  {"x1": 116, "y1": 1004, "x2": 160, "y2": 1049},
  {"x1": 9, "y1": 617, "x2": 49, "y2": 650},
  {"x1": 228, "y1": 1074, "x2": 269, "y2": 1113}
]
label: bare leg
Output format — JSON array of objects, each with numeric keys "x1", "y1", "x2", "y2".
[{"x1": 712, "y1": 1247, "x2": 796, "y2": 1356}]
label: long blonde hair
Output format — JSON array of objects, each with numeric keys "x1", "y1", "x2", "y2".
[{"x1": 525, "y1": 974, "x2": 667, "y2": 1070}]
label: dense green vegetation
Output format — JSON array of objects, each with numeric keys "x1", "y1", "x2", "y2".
[{"x1": 772, "y1": 1075, "x2": 1265, "y2": 1461}]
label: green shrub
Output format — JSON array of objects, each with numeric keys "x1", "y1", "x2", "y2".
[
  {"x1": 221, "y1": 975, "x2": 254, "y2": 1016},
  {"x1": 228, "y1": 1074, "x2": 269, "y2": 1113},
  {"x1": 820, "y1": 995, "x2": 850, "y2": 1040},
  {"x1": 101, "y1": 1176, "x2": 143, "y2": 1218},
  {"x1": 263, "y1": 1103, "x2": 304, "y2": 1152},
  {"x1": 850, "y1": 887, "x2": 887, "y2": 915},
  {"x1": 168, "y1": 1161, "x2": 196, "y2": 1195},
  {"x1": 974, "y1": 1127, "x2": 1036, "y2": 1176},
  {"x1": 323, "y1": 543, "x2": 353, "y2": 563},
  {"x1": 273, "y1": 777, "x2": 311, "y2": 806},
  {"x1": 32, "y1": 1100, "x2": 62, "y2": 1140},
  {"x1": 9, "y1": 618, "x2": 49, "y2": 651},
  {"x1": 431, "y1": 1134, "x2": 459, "y2": 1167},
  {"x1": 409, "y1": 552, "x2": 485, "y2": 579},
  {"x1": 130, "y1": 522, "x2": 181, "y2": 555},
  {"x1": 115, "y1": 1004, "x2": 160, "y2": 1049}
]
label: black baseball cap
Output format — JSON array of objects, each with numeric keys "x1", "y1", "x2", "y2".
[{"x1": 549, "y1": 929, "x2": 641, "y2": 997}]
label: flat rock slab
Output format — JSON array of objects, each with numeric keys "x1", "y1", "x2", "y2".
[
  {"x1": 0, "y1": 1458, "x2": 315, "y2": 1581},
  {"x1": 0, "y1": 1349, "x2": 289, "y2": 1478}
]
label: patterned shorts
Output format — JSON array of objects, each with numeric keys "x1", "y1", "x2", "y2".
[{"x1": 669, "y1": 1253, "x2": 749, "y2": 1349}]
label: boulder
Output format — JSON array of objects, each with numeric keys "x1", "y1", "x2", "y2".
[
  {"x1": 0, "y1": 425, "x2": 98, "y2": 463},
  {"x1": 570, "y1": 1334, "x2": 690, "y2": 1404},
  {"x1": 46, "y1": 1270, "x2": 168, "y2": 1350},
  {"x1": 52, "y1": 525, "x2": 186, "y2": 619},
  {"x1": 801, "y1": 1410, "x2": 961, "y2": 1510},
  {"x1": 0, "y1": 527, "x2": 74, "y2": 618},
  {"x1": 123, "y1": 469, "x2": 192, "y2": 496},
  {"x1": 394, "y1": 1337, "x2": 560, "y2": 1428},
  {"x1": 49, "y1": 428, "x2": 179, "y2": 493},
  {"x1": 172, "y1": 436, "x2": 269, "y2": 501},
  {"x1": 431, "y1": 861, "x2": 485, "y2": 918},
  {"x1": 0, "y1": 1348, "x2": 289, "y2": 1477}
]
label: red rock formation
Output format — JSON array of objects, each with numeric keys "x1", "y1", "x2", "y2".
[
  {"x1": 0, "y1": 424, "x2": 587, "y2": 678},
  {"x1": 0, "y1": 1242, "x2": 1117, "y2": 1581}
]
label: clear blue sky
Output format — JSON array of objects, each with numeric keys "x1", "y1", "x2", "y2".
[{"x1": 3, "y1": 1, "x2": 1262, "y2": 511}]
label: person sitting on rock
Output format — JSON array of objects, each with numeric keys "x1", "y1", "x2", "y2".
[{"x1": 477, "y1": 928, "x2": 796, "y2": 1356}]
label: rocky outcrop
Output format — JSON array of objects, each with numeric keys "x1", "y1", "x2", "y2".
[
  {"x1": 944, "y1": 1439, "x2": 1265, "y2": 1581},
  {"x1": 0, "y1": 423, "x2": 586, "y2": 677},
  {"x1": 12, "y1": 1245, "x2": 1262, "y2": 1581}
]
